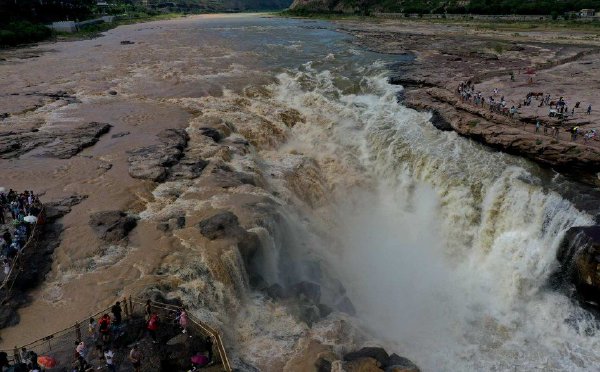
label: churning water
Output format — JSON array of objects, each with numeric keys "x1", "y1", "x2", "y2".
[{"x1": 206, "y1": 16, "x2": 600, "y2": 371}]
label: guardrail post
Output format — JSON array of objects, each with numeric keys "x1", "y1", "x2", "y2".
[
  {"x1": 123, "y1": 297, "x2": 130, "y2": 319},
  {"x1": 75, "y1": 321, "x2": 81, "y2": 342},
  {"x1": 13, "y1": 346, "x2": 19, "y2": 363}
]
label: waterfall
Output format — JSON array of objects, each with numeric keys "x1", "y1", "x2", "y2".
[{"x1": 265, "y1": 62, "x2": 600, "y2": 370}]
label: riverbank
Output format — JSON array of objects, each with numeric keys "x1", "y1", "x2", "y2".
[
  {"x1": 0, "y1": 12, "x2": 182, "y2": 49},
  {"x1": 330, "y1": 17, "x2": 600, "y2": 186}
]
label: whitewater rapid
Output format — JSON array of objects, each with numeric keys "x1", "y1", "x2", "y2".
[{"x1": 266, "y1": 57, "x2": 599, "y2": 370}]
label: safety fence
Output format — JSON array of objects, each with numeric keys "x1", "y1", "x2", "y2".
[{"x1": 1, "y1": 297, "x2": 232, "y2": 371}]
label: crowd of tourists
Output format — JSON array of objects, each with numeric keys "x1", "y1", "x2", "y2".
[
  {"x1": 458, "y1": 82, "x2": 520, "y2": 118},
  {"x1": 457, "y1": 82, "x2": 598, "y2": 143},
  {"x1": 0, "y1": 189, "x2": 42, "y2": 283},
  {"x1": 1, "y1": 300, "x2": 214, "y2": 371}
]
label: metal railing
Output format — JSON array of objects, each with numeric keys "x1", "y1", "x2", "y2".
[
  {"x1": 131, "y1": 298, "x2": 233, "y2": 372},
  {"x1": 1, "y1": 297, "x2": 233, "y2": 372},
  {"x1": 0, "y1": 206, "x2": 45, "y2": 298}
]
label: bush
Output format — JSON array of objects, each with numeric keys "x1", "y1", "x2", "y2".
[{"x1": 0, "y1": 21, "x2": 52, "y2": 47}]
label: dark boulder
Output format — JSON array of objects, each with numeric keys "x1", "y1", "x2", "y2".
[
  {"x1": 46, "y1": 122, "x2": 112, "y2": 159},
  {"x1": 168, "y1": 159, "x2": 208, "y2": 180},
  {"x1": 315, "y1": 356, "x2": 332, "y2": 372},
  {"x1": 289, "y1": 281, "x2": 321, "y2": 304},
  {"x1": 318, "y1": 303, "x2": 333, "y2": 318},
  {"x1": 344, "y1": 357, "x2": 383, "y2": 371},
  {"x1": 89, "y1": 211, "x2": 137, "y2": 243},
  {"x1": 429, "y1": 110, "x2": 453, "y2": 131},
  {"x1": 266, "y1": 283, "x2": 286, "y2": 299},
  {"x1": 344, "y1": 347, "x2": 389, "y2": 368},
  {"x1": 127, "y1": 128, "x2": 189, "y2": 182},
  {"x1": 238, "y1": 231, "x2": 261, "y2": 264},
  {"x1": 198, "y1": 211, "x2": 242, "y2": 240},
  {"x1": 556, "y1": 225, "x2": 600, "y2": 302},
  {"x1": 44, "y1": 194, "x2": 88, "y2": 221},
  {"x1": 111, "y1": 131, "x2": 130, "y2": 138},
  {"x1": 198, "y1": 127, "x2": 223, "y2": 142},
  {"x1": 386, "y1": 354, "x2": 420, "y2": 372},
  {"x1": 198, "y1": 210, "x2": 260, "y2": 266}
]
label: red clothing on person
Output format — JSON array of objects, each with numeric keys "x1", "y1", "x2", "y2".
[{"x1": 147, "y1": 314, "x2": 159, "y2": 331}]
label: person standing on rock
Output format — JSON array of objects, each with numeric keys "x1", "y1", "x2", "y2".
[
  {"x1": 587, "y1": 104, "x2": 592, "y2": 115},
  {"x1": 147, "y1": 313, "x2": 160, "y2": 343},
  {"x1": 111, "y1": 301, "x2": 122, "y2": 324},
  {"x1": 98, "y1": 313, "x2": 111, "y2": 343},
  {"x1": 178, "y1": 308, "x2": 189, "y2": 334},
  {"x1": 129, "y1": 344, "x2": 143, "y2": 372},
  {"x1": 104, "y1": 347, "x2": 116, "y2": 372},
  {"x1": 535, "y1": 120, "x2": 541, "y2": 133}
]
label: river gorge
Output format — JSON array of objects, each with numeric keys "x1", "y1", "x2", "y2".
[{"x1": 1, "y1": 14, "x2": 600, "y2": 371}]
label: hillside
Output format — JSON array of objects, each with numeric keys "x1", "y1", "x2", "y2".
[
  {"x1": 193, "y1": 0, "x2": 294, "y2": 11},
  {"x1": 289, "y1": 0, "x2": 600, "y2": 15}
]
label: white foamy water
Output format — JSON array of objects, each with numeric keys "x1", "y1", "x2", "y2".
[{"x1": 266, "y1": 60, "x2": 600, "y2": 370}]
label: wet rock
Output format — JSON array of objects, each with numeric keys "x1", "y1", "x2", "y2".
[
  {"x1": 296, "y1": 302, "x2": 321, "y2": 325},
  {"x1": 197, "y1": 211, "x2": 259, "y2": 265},
  {"x1": 198, "y1": 127, "x2": 223, "y2": 142},
  {"x1": 318, "y1": 303, "x2": 333, "y2": 318},
  {"x1": 46, "y1": 121, "x2": 111, "y2": 158},
  {"x1": 111, "y1": 131, "x2": 130, "y2": 138},
  {"x1": 429, "y1": 110, "x2": 453, "y2": 131},
  {"x1": 207, "y1": 166, "x2": 256, "y2": 188},
  {"x1": 0, "y1": 113, "x2": 9, "y2": 120},
  {"x1": 557, "y1": 225, "x2": 600, "y2": 302},
  {"x1": 290, "y1": 281, "x2": 321, "y2": 303},
  {"x1": 175, "y1": 216, "x2": 186, "y2": 228},
  {"x1": 44, "y1": 194, "x2": 88, "y2": 221},
  {"x1": 120, "y1": 40, "x2": 135, "y2": 45},
  {"x1": 238, "y1": 231, "x2": 261, "y2": 264},
  {"x1": 266, "y1": 283, "x2": 285, "y2": 299},
  {"x1": 157, "y1": 128, "x2": 188, "y2": 150},
  {"x1": 0, "y1": 295, "x2": 27, "y2": 329},
  {"x1": 315, "y1": 351, "x2": 337, "y2": 372},
  {"x1": 89, "y1": 210, "x2": 137, "y2": 243},
  {"x1": 198, "y1": 211, "x2": 242, "y2": 240},
  {"x1": 335, "y1": 295, "x2": 356, "y2": 316},
  {"x1": 167, "y1": 159, "x2": 208, "y2": 180},
  {"x1": 344, "y1": 357, "x2": 384, "y2": 372},
  {"x1": 386, "y1": 354, "x2": 420, "y2": 372},
  {"x1": 98, "y1": 162, "x2": 112, "y2": 171},
  {"x1": 127, "y1": 128, "x2": 189, "y2": 182},
  {"x1": 108, "y1": 90, "x2": 118, "y2": 95},
  {"x1": 344, "y1": 348, "x2": 389, "y2": 368},
  {"x1": 0, "y1": 122, "x2": 111, "y2": 159}
]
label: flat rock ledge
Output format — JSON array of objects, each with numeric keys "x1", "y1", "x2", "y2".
[
  {"x1": 89, "y1": 210, "x2": 137, "y2": 244},
  {"x1": 127, "y1": 128, "x2": 208, "y2": 182},
  {"x1": 400, "y1": 86, "x2": 600, "y2": 186},
  {"x1": 0, "y1": 122, "x2": 111, "y2": 159}
]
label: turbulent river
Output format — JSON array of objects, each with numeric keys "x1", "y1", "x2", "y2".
[{"x1": 2, "y1": 14, "x2": 600, "y2": 371}]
